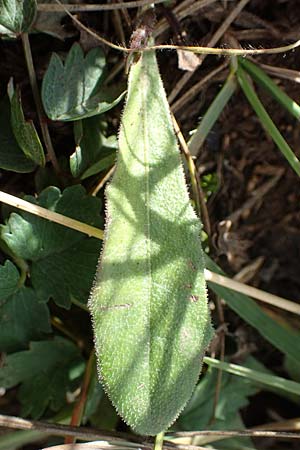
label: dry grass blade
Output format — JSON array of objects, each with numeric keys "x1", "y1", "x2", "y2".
[
  {"x1": 39, "y1": 0, "x2": 167, "y2": 12},
  {"x1": 256, "y1": 62, "x2": 300, "y2": 83},
  {"x1": 0, "y1": 191, "x2": 104, "y2": 240},
  {"x1": 205, "y1": 269, "x2": 300, "y2": 316}
]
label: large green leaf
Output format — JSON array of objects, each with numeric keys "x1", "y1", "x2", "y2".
[
  {"x1": 0, "y1": 97, "x2": 36, "y2": 172},
  {"x1": 89, "y1": 50, "x2": 212, "y2": 436},
  {"x1": 0, "y1": 337, "x2": 84, "y2": 417},
  {"x1": 1, "y1": 186, "x2": 102, "y2": 308},
  {"x1": 42, "y1": 43, "x2": 124, "y2": 121},
  {"x1": 0, "y1": 260, "x2": 50, "y2": 353},
  {"x1": 0, "y1": 0, "x2": 37, "y2": 33}
]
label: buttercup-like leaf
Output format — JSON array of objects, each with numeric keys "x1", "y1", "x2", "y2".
[
  {"x1": 42, "y1": 43, "x2": 124, "y2": 121},
  {"x1": 0, "y1": 0, "x2": 37, "y2": 33},
  {"x1": 89, "y1": 50, "x2": 212, "y2": 435},
  {"x1": 1, "y1": 186, "x2": 102, "y2": 308},
  {"x1": 0, "y1": 337, "x2": 84, "y2": 417}
]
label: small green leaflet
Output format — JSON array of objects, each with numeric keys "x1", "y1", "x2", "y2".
[
  {"x1": 70, "y1": 116, "x2": 117, "y2": 179},
  {"x1": 9, "y1": 82, "x2": 45, "y2": 166},
  {"x1": 0, "y1": 97, "x2": 36, "y2": 172},
  {"x1": 42, "y1": 43, "x2": 125, "y2": 121},
  {"x1": 89, "y1": 50, "x2": 212, "y2": 436},
  {"x1": 0, "y1": 0, "x2": 37, "y2": 33}
]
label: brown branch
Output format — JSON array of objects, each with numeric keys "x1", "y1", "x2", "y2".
[{"x1": 1, "y1": 414, "x2": 300, "y2": 446}]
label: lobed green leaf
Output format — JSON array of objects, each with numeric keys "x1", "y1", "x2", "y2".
[
  {"x1": 42, "y1": 43, "x2": 124, "y2": 121},
  {"x1": 1, "y1": 186, "x2": 102, "y2": 308},
  {"x1": 0, "y1": 337, "x2": 84, "y2": 417},
  {"x1": 89, "y1": 50, "x2": 212, "y2": 436},
  {"x1": 0, "y1": 0, "x2": 37, "y2": 33}
]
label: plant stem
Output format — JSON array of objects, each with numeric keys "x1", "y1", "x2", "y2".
[
  {"x1": 154, "y1": 432, "x2": 165, "y2": 450},
  {"x1": 21, "y1": 33, "x2": 60, "y2": 175},
  {"x1": 65, "y1": 350, "x2": 96, "y2": 444}
]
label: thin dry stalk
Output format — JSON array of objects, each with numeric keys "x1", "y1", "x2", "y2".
[{"x1": 39, "y1": 0, "x2": 167, "y2": 12}]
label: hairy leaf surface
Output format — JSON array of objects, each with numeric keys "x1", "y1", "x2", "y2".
[{"x1": 89, "y1": 50, "x2": 212, "y2": 435}]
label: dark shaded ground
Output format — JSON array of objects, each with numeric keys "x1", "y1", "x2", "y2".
[{"x1": 0, "y1": 0, "x2": 300, "y2": 449}]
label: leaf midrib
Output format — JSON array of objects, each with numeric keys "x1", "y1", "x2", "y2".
[{"x1": 140, "y1": 60, "x2": 152, "y2": 406}]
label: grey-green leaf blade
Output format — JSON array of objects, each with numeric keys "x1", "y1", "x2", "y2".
[{"x1": 89, "y1": 50, "x2": 212, "y2": 436}]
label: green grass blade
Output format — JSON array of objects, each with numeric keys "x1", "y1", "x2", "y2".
[
  {"x1": 188, "y1": 72, "x2": 237, "y2": 156},
  {"x1": 205, "y1": 256, "x2": 300, "y2": 365},
  {"x1": 236, "y1": 65, "x2": 300, "y2": 177},
  {"x1": 239, "y1": 58, "x2": 300, "y2": 120},
  {"x1": 204, "y1": 357, "x2": 300, "y2": 397}
]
